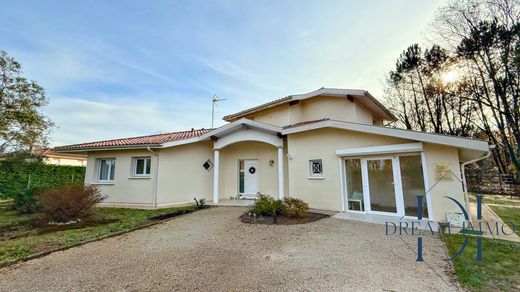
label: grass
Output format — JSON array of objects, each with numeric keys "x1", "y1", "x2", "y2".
[
  {"x1": 443, "y1": 234, "x2": 520, "y2": 291},
  {"x1": 468, "y1": 193, "x2": 520, "y2": 207},
  {"x1": 0, "y1": 200, "x2": 198, "y2": 265},
  {"x1": 489, "y1": 205, "x2": 520, "y2": 236}
]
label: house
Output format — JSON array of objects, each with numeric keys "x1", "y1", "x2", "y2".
[
  {"x1": 55, "y1": 88, "x2": 490, "y2": 223},
  {"x1": 33, "y1": 147, "x2": 87, "y2": 166}
]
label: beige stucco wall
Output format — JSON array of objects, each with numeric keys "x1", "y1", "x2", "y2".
[
  {"x1": 85, "y1": 149, "x2": 156, "y2": 206},
  {"x1": 287, "y1": 128, "x2": 410, "y2": 211},
  {"x1": 245, "y1": 104, "x2": 290, "y2": 126},
  {"x1": 286, "y1": 128, "x2": 465, "y2": 222},
  {"x1": 244, "y1": 95, "x2": 376, "y2": 127},
  {"x1": 156, "y1": 141, "x2": 214, "y2": 205},
  {"x1": 355, "y1": 103, "x2": 374, "y2": 125},
  {"x1": 218, "y1": 141, "x2": 282, "y2": 199},
  {"x1": 422, "y1": 144, "x2": 465, "y2": 222},
  {"x1": 44, "y1": 157, "x2": 86, "y2": 166},
  {"x1": 300, "y1": 96, "x2": 357, "y2": 123}
]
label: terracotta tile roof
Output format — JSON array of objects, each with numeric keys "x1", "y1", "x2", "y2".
[
  {"x1": 33, "y1": 147, "x2": 87, "y2": 159},
  {"x1": 282, "y1": 118, "x2": 330, "y2": 129},
  {"x1": 54, "y1": 128, "x2": 212, "y2": 151}
]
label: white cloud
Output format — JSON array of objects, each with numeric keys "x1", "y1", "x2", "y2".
[{"x1": 45, "y1": 94, "x2": 217, "y2": 146}]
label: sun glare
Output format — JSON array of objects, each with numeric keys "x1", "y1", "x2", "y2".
[{"x1": 441, "y1": 70, "x2": 459, "y2": 84}]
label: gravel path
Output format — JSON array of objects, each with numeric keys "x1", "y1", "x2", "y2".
[{"x1": 0, "y1": 207, "x2": 460, "y2": 291}]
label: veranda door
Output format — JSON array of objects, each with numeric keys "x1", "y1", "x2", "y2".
[{"x1": 362, "y1": 157, "x2": 404, "y2": 216}]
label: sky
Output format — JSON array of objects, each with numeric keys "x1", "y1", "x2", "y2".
[{"x1": 0, "y1": 0, "x2": 443, "y2": 146}]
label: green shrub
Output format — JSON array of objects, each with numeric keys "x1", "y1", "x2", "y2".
[
  {"x1": 37, "y1": 185, "x2": 106, "y2": 222},
  {"x1": 13, "y1": 188, "x2": 41, "y2": 214},
  {"x1": 283, "y1": 197, "x2": 309, "y2": 218},
  {"x1": 248, "y1": 194, "x2": 310, "y2": 222},
  {"x1": 249, "y1": 194, "x2": 284, "y2": 216}
]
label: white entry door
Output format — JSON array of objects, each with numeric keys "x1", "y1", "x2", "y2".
[{"x1": 243, "y1": 159, "x2": 259, "y2": 195}]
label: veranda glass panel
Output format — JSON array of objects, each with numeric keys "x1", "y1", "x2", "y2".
[
  {"x1": 367, "y1": 159, "x2": 397, "y2": 213},
  {"x1": 400, "y1": 155, "x2": 428, "y2": 218},
  {"x1": 345, "y1": 159, "x2": 364, "y2": 211}
]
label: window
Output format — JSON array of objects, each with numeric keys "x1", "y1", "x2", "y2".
[
  {"x1": 202, "y1": 159, "x2": 213, "y2": 171},
  {"x1": 133, "y1": 157, "x2": 151, "y2": 176},
  {"x1": 98, "y1": 159, "x2": 115, "y2": 182},
  {"x1": 309, "y1": 160, "x2": 323, "y2": 177}
]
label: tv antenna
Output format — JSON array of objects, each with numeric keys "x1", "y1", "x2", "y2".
[{"x1": 211, "y1": 95, "x2": 226, "y2": 129}]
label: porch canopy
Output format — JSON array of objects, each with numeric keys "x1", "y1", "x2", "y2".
[{"x1": 199, "y1": 118, "x2": 284, "y2": 203}]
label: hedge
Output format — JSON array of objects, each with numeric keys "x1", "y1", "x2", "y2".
[{"x1": 0, "y1": 158, "x2": 85, "y2": 198}]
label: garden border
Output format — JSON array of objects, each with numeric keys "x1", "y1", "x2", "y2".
[{"x1": 0, "y1": 208, "x2": 199, "y2": 269}]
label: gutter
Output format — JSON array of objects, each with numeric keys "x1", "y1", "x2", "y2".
[
  {"x1": 147, "y1": 146, "x2": 160, "y2": 208},
  {"x1": 461, "y1": 145, "x2": 495, "y2": 225}
]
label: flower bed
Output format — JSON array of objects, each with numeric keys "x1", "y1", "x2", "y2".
[{"x1": 239, "y1": 212, "x2": 328, "y2": 225}]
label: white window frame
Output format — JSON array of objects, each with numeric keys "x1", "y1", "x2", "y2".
[
  {"x1": 132, "y1": 156, "x2": 151, "y2": 177},
  {"x1": 309, "y1": 159, "x2": 323, "y2": 178},
  {"x1": 97, "y1": 158, "x2": 115, "y2": 182}
]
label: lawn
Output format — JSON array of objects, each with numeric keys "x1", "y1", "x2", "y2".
[
  {"x1": 0, "y1": 200, "x2": 198, "y2": 265},
  {"x1": 468, "y1": 193, "x2": 520, "y2": 207},
  {"x1": 443, "y1": 234, "x2": 520, "y2": 291},
  {"x1": 489, "y1": 205, "x2": 520, "y2": 236}
]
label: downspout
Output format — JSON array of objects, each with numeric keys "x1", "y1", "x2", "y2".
[
  {"x1": 461, "y1": 145, "x2": 494, "y2": 224},
  {"x1": 147, "y1": 146, "x2": 160, "y2": 208}
]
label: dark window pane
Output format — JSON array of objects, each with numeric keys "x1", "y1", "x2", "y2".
[
  {"x1": 145, "y1": 158, "x2": 151, "y2": 174},
  {"x1": 136, "y1": 159, "x2": 145, "y2": 174},
  {"x1": 109, "y1": 160, "x2": 115, "y2": 180},
  {"x1": 99, "y1": 160, "x2": 108, "y2": 180}
]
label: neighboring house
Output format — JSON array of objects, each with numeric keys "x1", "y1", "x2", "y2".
[
  {"x1": 55, "y1": 88, "x2": 490, "y2": 223},
  {"x1": 33, "y1": 147, "x2": 87, "y2": 166}
]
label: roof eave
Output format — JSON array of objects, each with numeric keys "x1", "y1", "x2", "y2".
[
  {"x1": 54, "y1": 144, "x2": 162, "y2": 153},
  {"x1": 282, "y1": 119, "x2": 490, "y2": 154}
]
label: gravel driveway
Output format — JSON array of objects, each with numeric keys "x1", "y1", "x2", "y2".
[{"x1": 0, "y1": 207, "x2": 460, "y2": 291}]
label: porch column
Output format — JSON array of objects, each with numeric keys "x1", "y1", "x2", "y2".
[
  {"x1": 213, "y1": 149, "x2": 220, "y2": 203},
  {"x1": 277, "y1": 146, "x2": 285, "y2": 200}
]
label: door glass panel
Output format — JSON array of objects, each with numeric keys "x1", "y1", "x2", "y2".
[
  {"x1": 239, "y1": 160, "x2": 244, "y2": 193},
  {"x1": 345, "y1": 159, "x2": 364, "y2": 211},
  {"x1": 400, "y1": 155, "x2": 428, "y2": 218},
  {"x1": 367, "y1": 159, "x2": 397, "y2": 213}
]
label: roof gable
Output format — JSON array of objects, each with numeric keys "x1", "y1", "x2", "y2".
[{"x1": 223, "y1": 88, "x2": 397, "y2": 122}]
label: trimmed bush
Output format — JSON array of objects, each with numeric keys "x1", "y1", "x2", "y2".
[
  {"x1": 13, "y1": 188, "x2": 41, "y2": 214},
  {"x1": 0, "y1": 157, "x2": 85, "y2": 199},
  {"x1": 283, "y1": 197, "x2": 309, "y2": 218},
  {"x1": 37, "y1": 185, "x2": 106, "y2": 222}
]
